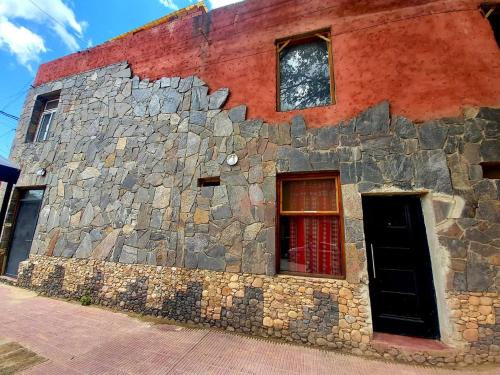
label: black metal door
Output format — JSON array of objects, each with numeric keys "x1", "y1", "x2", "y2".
[
  {"x1": 5, "y1": 189, "x2": 44, "y2": 277},
  {"x1": 362, "y1": 196, "x2": 440, "y2": 339}
]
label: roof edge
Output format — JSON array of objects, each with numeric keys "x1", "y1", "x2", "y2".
[{"x1": 110, "y1": 1, "x2": 208, "y2": 42}]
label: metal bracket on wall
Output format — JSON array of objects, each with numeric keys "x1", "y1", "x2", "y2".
[
  {"x1": 277, "y1": 40, "x2": 290, "y2": 54},
  {"x1": 484, "y1": 5, "x2": 496, "y2": 19}
]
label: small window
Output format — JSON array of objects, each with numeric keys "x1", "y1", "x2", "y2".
[
  {"x1": 198, "y1": 177, "x2": 220, "y2": 187},
  {"x1": 481, "y1": 162, "x2": 500, "y2": 179},
  {"x1": 482, "y1": 3, "x2": 499, "y2": 47},
  {"x1": 277, "y1": 30, "x2": 334, "y2": 112},
  {"x1": 26, "y1": 92, "x2": 60, "y2": 143},
  {"x1": 277, "y1": 173, "x2": 344, "y2": 278}
]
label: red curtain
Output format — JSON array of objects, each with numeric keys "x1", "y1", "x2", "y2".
[
  {"x1": 283, "y1": 178, "x2": 341, "y2": 276},
  {"x1": 288, "y1": 216, "x2": 340, "y2": 275}
]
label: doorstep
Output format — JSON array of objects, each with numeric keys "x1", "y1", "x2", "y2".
[{"x1": 371, "y1": 333, "x2": 454, "y2": 356}]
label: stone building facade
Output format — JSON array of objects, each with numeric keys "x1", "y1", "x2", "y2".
[{"x1": 1, "y1": 0, "x2": 500, "y2": 368}]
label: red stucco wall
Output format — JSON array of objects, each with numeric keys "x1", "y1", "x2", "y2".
[{"x1": 34, "y1": 0, "x2": 500, "y2": 127}]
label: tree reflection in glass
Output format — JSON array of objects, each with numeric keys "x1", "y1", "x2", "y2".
[{"x1": 279, "y1": 39, "x2": 332, "y2": 111}]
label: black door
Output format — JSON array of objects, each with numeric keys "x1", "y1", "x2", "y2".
[
  {"x1": 362, "y1": 196, "x2": 440, "y2": 339},
  {"x1": 5, "y1": 189, "x2": 44, "y2": 277}
]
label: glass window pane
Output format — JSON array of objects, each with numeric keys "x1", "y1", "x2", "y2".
[
  {"x1": 36, "y1": 113, "x2": 52, "y2": 141},
  {"x1": 23, "y1": 189, "x2": 44, "y2": 201},
  {"x1": 45, "y1": 99, "x2": 59, "y2": 111},
  {"x1": 280, "y1": 216, "x2": 341, "y2": 276},
  {"x1": 279, "y1": 39, "x2": 331, "y2": 111},
  {"x1": 282, "y1": 178, "x2": 337, "y2": 212}
]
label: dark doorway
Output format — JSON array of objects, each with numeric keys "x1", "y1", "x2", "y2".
[
  {"x1": 5, "y1": 189, "x2": 44, "y2": 277},
  {"x1": 481, "y1": 4, "x2": 500, "y2": 48},
  {"x1": 362, "y1": 195, "x2": 440, "y2": 339}
]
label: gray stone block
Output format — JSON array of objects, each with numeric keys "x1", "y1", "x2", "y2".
[
  {"x1": 240, "y1": 120, "x2": 263, "y2": 138},
  {"x1": 206, "y1": 244, "x2": 225, "y2": 258},
  {"x1": 189, "y1": 111, "x2": 207, "y2": 126},
  {"x1": 417, "y1": 121, "x2": 448, "y2": 150},
  {"x1": 392, "y1": 116, "x2": 417, "y2": 139},
  {"x1": 185, "y1": 251, "x2": 198, "y2": 269},
  {"x1": 315, "y1": 127, "x2": 339, "y2": 149},
  {"x1": 414, "y1": 150, "x2": 453, "y2": 194},
  {"x1": 191, "y1": 86, "x2": 209, "y2": 111},
  {"x1": 185, "y1": 233, "x2": 209, "y2": 254},
  {"x1": 288, "y1": 149, "x2": 311, "y2": 172},
  {"x1": 354, "y1": 101, "x2": 390, "y2": 135},
  {"x1": 119, "y1": 245, "x2": 138, "y2": 264},
  {"x1": 477, "y1": 107, "x2": 500, "y2": 122},
  {"x1": 467, "y1": 252, "x2": 494, "y2": 291},
  {"x1": 148, "y1": 95, "x2": 161, "y2": 116},
  {"x1": 162, "y1": 88, "x2": 182, "y2": 113},
  {"x1": 480, "y1": 140, "x2": 500, "y2": 161},
  {"x1": 464, "y1": 121, "x2": 482, "y2": 143},
  {"x1": 211, "y1": 205, "x2": 232, "y2": 220},
  {"x1": 344, "y1": 218, "x2": 364, "y2": 243},
  {"x1": 310, "y1": 151, "x2": 339, "y2": 170},
  {"x1": 221, "y1": 171, "x2": 247, "y2": 186},
  {"x1": 178, "y1": 76, "x2": 194, "y2": 93},
  {"x1": 340, "y1": 162, "x2": 360, "y2": 184},
  {"x1": 208, "y1": 88, "x2": 229, "y2": 110},
  {"x1": 228, "y1": 105, "x2": 246, "y2": 122},
  {"x1": 360, "y1": 157, "x2": 383, "y2": 184},
  {"x1": 198, "y1": 252, "x2": 225, "y2": 271},
  {"x1": 213, "y1": 111, "x2": 233, "y2": 136},
  {"x1": 484, "y1": 122, "x2": 500, "y2": 139},
  {"x1": 380, "y1": 154, "x2": 413, "y2": 182},
  {"x1": 291, "y1": 115, "x2": 307, "y2": 138},
  {"x1": 439, "y1": 237, "x2": 467, "y2": 258}
]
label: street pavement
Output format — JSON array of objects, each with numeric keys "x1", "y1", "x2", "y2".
[{"x1": 0, "y1": 284, "x2": 497, "y2": 375}]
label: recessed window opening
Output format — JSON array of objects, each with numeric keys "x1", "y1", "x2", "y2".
[
  {"x1": 482, "y1": 3, "x2": 500, "y2": 47},
  {"x1": 481, "y1": 162, "x2": 500, "y2": 179},
  {"x1": 277, "y1": 172, "x2": 344, "y2": 278},
  {"x1": 198, "y1": 177, "x2": 220, "y2": 187},
  {"x1": 26, "y1": 91, "x2": 60, "y2": 143},
  {"x1": 35, "y1": 99, "x2": 58, "y2": 142},
  {"x1": 276, "y1": 30, "x2": 334, "y2": 112}
]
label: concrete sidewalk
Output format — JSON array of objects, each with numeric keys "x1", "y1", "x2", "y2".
[{"x1": 0, "y1": 284, "x2": 497, "y2": 375}]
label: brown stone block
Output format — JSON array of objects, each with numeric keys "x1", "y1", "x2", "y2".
[
  {"x1": 468, "y1": 295, "x2": 480, "y2": 306},
  {"x1": 438, "y1": 222, "x2": 463, "y2": 238},
  {"x1": 450, "y1": 259, "x2": 466, "y2": 272},
  {"x1": 194, "y1": 209, "x2": 209, "y2": 224},
  {"x1": 46, "y1": 229, "x2": 60, "y2": 257},
  {"x1": 462, "y1": 328, "x2": 479, "y2": 342},
  {"x1": 104, "y1": 153, "x2": 116, "y2": 167},
  {"x1": 491, "y1": 255, "x2": 500, "y2": 266},
  {"x1": 345, "y1": 243, "x2": 361, "y2": 284}
]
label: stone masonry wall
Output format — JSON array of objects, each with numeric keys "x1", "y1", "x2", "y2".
[{"x1": 3, "y1": 61, "x2": 500, "y2": 365}]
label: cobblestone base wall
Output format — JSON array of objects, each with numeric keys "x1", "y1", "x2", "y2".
[{"x1": 17, "y1": 256, "x2": 500, "y2": 367}]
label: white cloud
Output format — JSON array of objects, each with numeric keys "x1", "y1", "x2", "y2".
[
  {"x1": 159, "y1": 0, "x2": 179, "y2": 11},
  {"x1": 0, "y1": 16, "x2": 46, "y2": 71},
  {"x1": 0, "y1": 0, "x2": 86, "y2": 70},
  {"x1": 209, "y1": 0, "x2": 244, "y2": 9}
]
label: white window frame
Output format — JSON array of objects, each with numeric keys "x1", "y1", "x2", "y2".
[{"x1": 35, "y1": 99, "x2": 58, "y2": 142}]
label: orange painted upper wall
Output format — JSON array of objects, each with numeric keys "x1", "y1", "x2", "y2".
[{"x1": 34, "y1": 0, "x2": 500, "y2": 127}]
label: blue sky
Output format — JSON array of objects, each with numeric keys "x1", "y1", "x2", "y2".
[{"x1": 0, "y1": 0, "x2": 242, "y2": 158}]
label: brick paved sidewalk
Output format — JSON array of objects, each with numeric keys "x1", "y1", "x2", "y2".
[{"x1": 0, "y1": 284, "x2": 497, "y2": 375}]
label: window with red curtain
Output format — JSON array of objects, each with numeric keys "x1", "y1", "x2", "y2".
[{"x1": 278, "y1": 174, "x2": 343, "y2": 277}]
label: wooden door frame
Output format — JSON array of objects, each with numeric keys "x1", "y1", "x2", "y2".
[
  {"x1": 275, "y1": 171, "x2": 346, "y2": 279},
  {"x1": 362, "y1": 194, "x2": 441, "y2": 339},
  {"x1": 2, "y1": 186, "x2": 45, "y2": 276}
]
